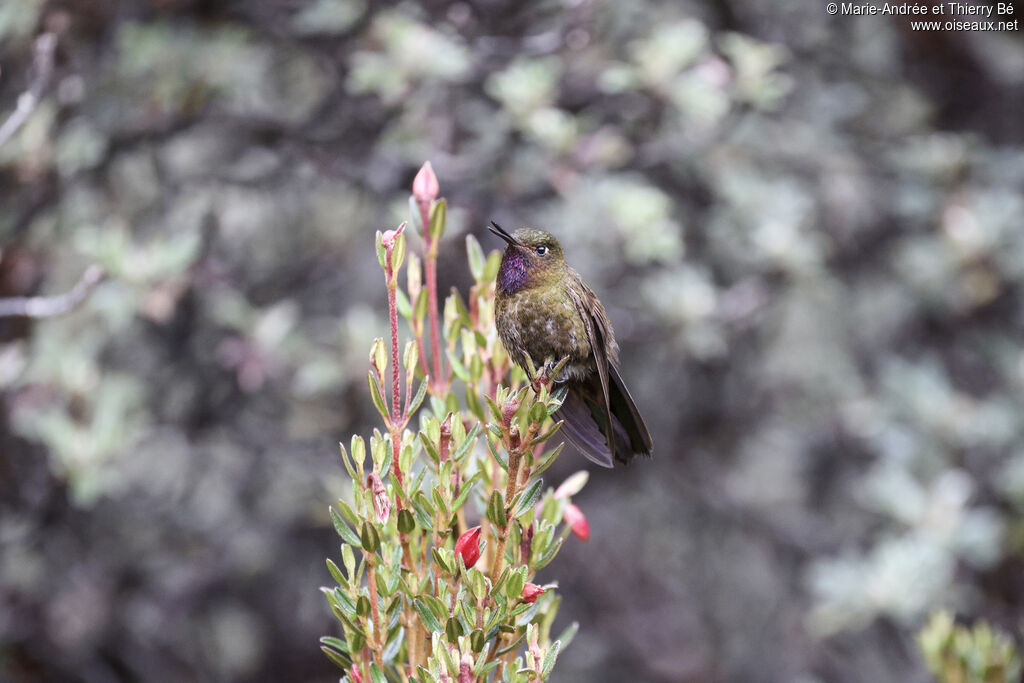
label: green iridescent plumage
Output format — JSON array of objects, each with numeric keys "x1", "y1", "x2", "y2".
[{"x1": 489, "y1": 222, "x2": 653, "y2": 467}]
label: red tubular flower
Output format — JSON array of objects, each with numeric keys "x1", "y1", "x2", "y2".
[
  {"x1": 521, "y1": 582, "x2": 544, "y2": 604},
  {"x1": 367, "y1": 472, "x2": 390, "y2": 524},
  {"x1": 563, "y1": 503, "x2": 590, "y2": 541},
  {"x1": 454, "y1": 526, "x2": 482, "y2": 569},
  {"x1": 412, "y1": 161, "x2": 439, "y2": 203}
]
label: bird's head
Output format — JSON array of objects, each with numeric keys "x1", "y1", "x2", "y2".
[{"x1": 488, "y1": 222, "x2": 567, "y2": 294}]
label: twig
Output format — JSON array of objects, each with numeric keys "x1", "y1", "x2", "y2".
[
  {"x1": 0, "y1": 32, "x2": 57, "y2": 149},
  {"x1": 0, "y1": 265, "x2": 105, "y2": 318}
]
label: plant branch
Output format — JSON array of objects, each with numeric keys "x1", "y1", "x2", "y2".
[
  {"x1": 0, "y1": 265, "x2": 105, "y2": 318},
  {"x1": 0, "y1": 33, "x2": 57, "y2": 149}
]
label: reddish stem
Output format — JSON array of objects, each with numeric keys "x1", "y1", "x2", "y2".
[
  {"x1": 388, "y1": 278, "x2": 401, "y2": 425},
  {"x1": 418, "y1": 198, "x2": 446, "y2": 394},
  {"x1": 384, "y1": 243, "x2": 404, "y2": 489}
]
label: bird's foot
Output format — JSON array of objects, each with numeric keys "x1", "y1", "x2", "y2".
[{"x1": 532, "y1": 356, "x2": 571, "y2": 393}]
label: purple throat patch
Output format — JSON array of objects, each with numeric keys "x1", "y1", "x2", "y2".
[{"x1": 498, "y1": 250, "x2": 529, "y2": 293}]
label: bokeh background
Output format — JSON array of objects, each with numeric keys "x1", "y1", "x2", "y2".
[{"x1": 2, "y1": 1, "x2": 1023, "y2": 681}]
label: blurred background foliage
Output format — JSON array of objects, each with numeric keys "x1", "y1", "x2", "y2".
[{"x1": 1, "y1": 1, "x2": 1022, "y2": 681}]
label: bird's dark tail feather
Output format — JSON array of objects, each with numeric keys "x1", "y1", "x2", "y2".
[
  {"x1": 607, "y1": 362, "x2": 654, "y2": 458},
  {"x1": 558, "y1": 367, "x2": 653, "y2": 468},
  {"x1": 559, "y1": 388, "x2": 615, "y2": 468}
]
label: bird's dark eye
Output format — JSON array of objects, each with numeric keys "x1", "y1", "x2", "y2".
[{"x1": 536, "y1": 245, "x2": 547, "y2": 255}]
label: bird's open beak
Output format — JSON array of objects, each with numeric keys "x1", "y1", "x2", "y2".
[{"x1": 488, "y1": 221, "x2": 520, "y2": 246}]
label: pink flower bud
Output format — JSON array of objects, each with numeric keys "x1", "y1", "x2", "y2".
[
  {"x1": 439, "y1": 413, "x2": 452, "y2": 462},
  {"x1": 563, "y1": 503, "x2": 589, "y2": 541},
  {"x1": 412, "y1": 161, "x2": 440, "y2": 202},
  {"x1": 349, "y1": 665, "x2": 363, "y2": 683},
  {"x1": 454, "y1": 526, "x2": 482, "y2": 569},
  {"x1": 501, "y1": 397, "x2": 520, "y2": 425},
  {"x1": 520, "y1": 521, "x2": 534, "y2": 564},
  {"x1": 381, "y1": 222, "x2": 407, "y2": 250},
  {"x1": 458, "y1": 652, "x2": 474, "y2": 683},
  {"x1": 367, "y1": 472, "x2": 390, "y2": 524},
  {"x1": 521, "y1": 582, "x2": 544, "y2": 604}
]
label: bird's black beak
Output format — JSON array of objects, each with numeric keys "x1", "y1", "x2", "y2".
[{"x1": 488, "y1": 221, "x2": 520, "y2": 246}]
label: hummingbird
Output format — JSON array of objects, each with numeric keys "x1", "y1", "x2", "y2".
[{"x1": 488, "y1": 222, "x2": 653, "y2": 467}]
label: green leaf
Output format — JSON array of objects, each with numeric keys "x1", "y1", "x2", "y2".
[
  {"x1": 331, "y1": 507, "x2": 362, "y2": 548},
  {"x1": 429, "y1": 198, "x2": 447, "y2": 241},
  {"x1": 528, "y1": 401, "x2": 547, "y2": 425},
  {"x1": 448, "y1": 287, "x2": 472, "y2": 329},
  {"x1": 408, "y1": 380, "x2": 429, "y2": 417},
  {"x1": 431, "y1": 547, "x2": 452, "y2": 574},
  {"x1": 414, "y1": 598, "x2": 443, "y2": 633},
  {"x1": 469, "y1": 568, "x2": 487, "y2": 602},
  {"x1": 476, "y1": 660, "x2": 500, "y2": 678},
  {"x1": 408, "y1": 195, "x2": 423, "y2": 234},
  {"x1": 532, "y1": 442, "x2": 564, "y2": 477},
  {"x1": 486, "y1": 438, "x2": 508, "y2": 471},
  {"x1": 465, "y1": 388, "x2": 484, "y2": 420},
  {"x1": 404, "y1": 339, "x2": 418, "y2": 373},
  {"x1": 484, "y1": 395, "x2": 503, "y2": 424},
  {"x1": 487, "y1": 490, "x2": 506, "y2": 527},
  {"x1": 339, "y1": 442, "x2": 357, "y2": 480},
  {"x1": 342, "y1": 543, "x2": 356, "y2": 578},
  {"x1": 390, "y1": 231, "x2": 406, "y2": 273},
  {"x1": 351, "y1": 436, "x2": 367, "y2": 473},
  {"x1": 396, "y1": 288, "x2": 412, "y2": 319},
  {"x1": 534, "y1": 537, "x2": 563, "y2": 570},
  {"x1": 414, "y1": 289, "x2": 428, "y2": 323},
  {"x1": 451, "y1": 471, "x2": 481, "y2": 512},
  {"x1": 327, "y1": 586, "x2": 357, "y2": 617},
  {"x1": 491, "y1": 566, "x2": 511, "y2": 597},
  {"x1": 421, "y1": 594, "x2": 449, "y2": 624},
  {"x1": 445, "y1": 616, "x2": 464, "y2": 643},
  {"x1": 505, "y1": 569, "x2": 524, "y2": 601},
  {"x1": 376, "y1": 230, "x2": 387, "y2": 269},
  {"x1": 452, "y1": 423, "x2": 481, "y2": 462},
  {"x1": 522, "y1": 354, "x2": 537, "y2": 382},
  {"x1": 368, "y1": 371, "x2": 391, "y2": 423},
  {"x1": 466, "y1": 234, "x2": 485, "y2": 281},
  {"x1": 327, "y1": 558, "x2": 348, "y2": 586},
  {"x1": 419, "y1": 438, "x2": 441, "y2": 469},
  {"x1": 528, "y1": 421, "x2": 562, "y2": 446},
  {"x1": 383, "y1": 627, "x2": 404, "y2": 663},
  {"x1": 512, "y1": 478, "x2": 544, "y2": 519},
  {"x1": 555, "y1": 621, "x2": 578, "y2": 650},
  {"x1": 469, "y1": 354, "x2": 483, "y2": 384},
  {"x1": 369, "y1": 663, "x2": 387, "y2": 683},
  {"x1": 360, "y1": 521, "x2": 381, "y2": 553},
  {"x1": 483, "y1": 250, "x2": 502, "y2": 283},
  {"x1": 397, "y1": 509, "x2": 416, "y2": 534},
  {"x1": 322, "y1": 645, "x2": 351, "y2": 671},
  {"x1": 542, "y1": 640, "x2": 561, "y2": 677},
  {"x1": 336, "y1": 498, "x2": 361, "y2": 527},
  {"x1": 496, "y1": 631, "x2": 527, "y2": 656},
  {"x1": 448, "y1": 351, "x2": 470, "y2": 383},
  {"x1": 370, "y1": 337, "x2": 386, "y2": 373},
  {"x1": 320, "y1": 635, "x2": 350, "y2": 654}
]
